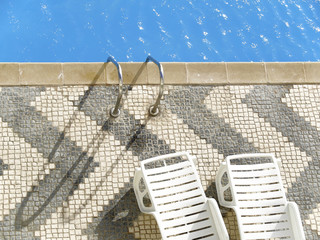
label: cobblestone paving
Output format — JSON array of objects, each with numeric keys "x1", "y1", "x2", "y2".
[{"x1": 0, "y1": 85, "x2": 319, "y2": 239}]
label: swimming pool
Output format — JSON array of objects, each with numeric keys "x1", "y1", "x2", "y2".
[{"x1": 1, "y1": 0, "x2": 320, "y2": 62}]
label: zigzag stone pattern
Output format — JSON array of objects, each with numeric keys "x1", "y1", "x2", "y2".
[{"x1": 0, "y1": 85, "x2": 319, "y2": 239}]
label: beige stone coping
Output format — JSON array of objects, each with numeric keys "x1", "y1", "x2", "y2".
[{"x1": 0, "y1": 62, "x2": 319, "y2": 86}]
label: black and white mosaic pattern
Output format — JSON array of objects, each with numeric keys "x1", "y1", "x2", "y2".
[{"x1": 0, "y1": 85, "x2": 319, "y2": 239}]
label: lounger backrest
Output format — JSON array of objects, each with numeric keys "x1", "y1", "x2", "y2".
[
  {"x1": 140, "y1": 152, "x2": 220, "y2": 240},
  {"x1": 225, "y1": 154, "x2": 294, "y2": 239}
]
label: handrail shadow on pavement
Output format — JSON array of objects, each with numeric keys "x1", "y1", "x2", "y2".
[
  {"x1": 15, "y1": 62, "x2": 106, "y2": 229},
  {"x1": 15, "y1": 61, "x2": 149, "y2": 229}
]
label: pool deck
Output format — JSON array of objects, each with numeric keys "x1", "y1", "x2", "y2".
[{"x1": 1, "y1": 62, "x2": 320, "y2": 239}]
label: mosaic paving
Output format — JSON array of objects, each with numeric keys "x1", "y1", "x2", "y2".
[{"x1": 0, "y1": 85, "x2": 319, "y2": 239}]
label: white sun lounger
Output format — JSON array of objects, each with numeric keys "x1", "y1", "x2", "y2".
[
  {"x1": 216, "y1": 153, "x2": 305, "y2": 240},
  {"x1": 134, "y1": 152, "x2": 229, "y2": 240}
]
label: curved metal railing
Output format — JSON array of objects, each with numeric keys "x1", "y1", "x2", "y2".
[
  {"x1": 146, "y1": 56, "x2": 164, "y2": 116},
  {"x1": 107, "y1": 56, "x2": 123, "y2": 118}
]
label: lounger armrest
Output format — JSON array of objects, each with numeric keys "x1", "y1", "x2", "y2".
[
  {"x1": 287, "y1": 202, "x2": 306, "y2": 240},
  {"x1": 216, "y1": 162, "x2": 235, "y2": 207},
  {"x1": 133, "y1": 168, "x2": 155, "y2": 214},
  {"x1": 207, "y1": 198, "x2": 229, "y2": 240}
]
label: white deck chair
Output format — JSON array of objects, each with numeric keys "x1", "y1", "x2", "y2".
[
  {"x1": 216, "y1": 153, "x2": 305, "y2": 240},
  {"x1": 134, "y1": 152, "x2": 229, "y2": 240}
]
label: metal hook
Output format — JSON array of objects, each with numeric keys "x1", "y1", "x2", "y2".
[
  {"x1": 107, "y1": 56, "x2": 123, "y2": 118},
  {"x1": 146, "y1": 56, "x2": 164, "y2": 116}
]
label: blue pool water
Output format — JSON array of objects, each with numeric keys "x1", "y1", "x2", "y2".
[{"x1": 1, "y1": 0, "x2": 320, "y2": 62}]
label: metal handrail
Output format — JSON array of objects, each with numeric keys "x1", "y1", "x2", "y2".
[
  {"x1": 146, "y1": 56, "x2": 164, "y2": 116},
  {"x1": 107, "y1": 56, "x2": 123, "y2": 117}
]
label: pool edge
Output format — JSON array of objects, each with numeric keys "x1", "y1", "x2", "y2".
[{"x1": 0, "y1": 62, "x2": 319, "y2": 86}]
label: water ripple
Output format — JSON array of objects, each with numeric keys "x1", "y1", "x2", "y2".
[{"x1": 1, "y1": 0, "x2": 320, "y2": 61}]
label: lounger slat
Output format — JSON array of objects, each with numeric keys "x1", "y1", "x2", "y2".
[
  {"x1": 230, "y1": 162, "x2": 275, "y2": 171},
  {"x1": 147, "y1": 165, "x2": 194, "y2": 183},
  {"x1": 153, "y1": 181, "x2": 200, "y2": 198},
  {"x1": 240, "y1": 213, "x2": 290, "y2": 224},
  {"x1": 243, "y1": 221, "x2": 291, "y2": 233},
  {"x1": 161, "y1": 211, "x2": 212, "y2": 229},
  {"x1": 234, "y1": 183, "x2": 283, "y2": 193},
  {"x1": 164, "y1": 219, "x2": 213, "y2": 238},
  {"x1": 231, "y1": 176, "x2": 280, "y2": 185},
  {"x1": 244, "y1": 228, "x2": 293, "y2": 240},
  {"x1": 165, "y1": 226, "x2": 217, "y2": 240},
  {"x1": 157, "y1": 196, "x2": 206, "y2": 212},
  {"x1": 231, "y1": 168, "x2": 279, "y2": 178},
  {"x1": 154, "y1": 188, "x2": 204, "y2": 205},
  {"x1": 236, "y1": 189, "x2": 285, "y2": 200},
  {"x1": 180, "y1": 227, "x2": 217, "y2": 240},
  {"x1": 159, "y1": 203, "x2": 207, "y2": 220},
  {"x1": 238, "y1": 205, "x2": 287, "y2": 216},
  {"x1": 149, "y1": 174, "x2": 198, "y2": 190},
  {"x1": 144, "y1": 160, "x2": 191, "y2": 175},
  {"x1": 237, "y1": 197, "x2": 288, "y2": 208}
]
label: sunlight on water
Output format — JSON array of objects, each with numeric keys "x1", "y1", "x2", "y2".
[{"x1": 1, "y1": 0, "x2": 320, "y2": 62}]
